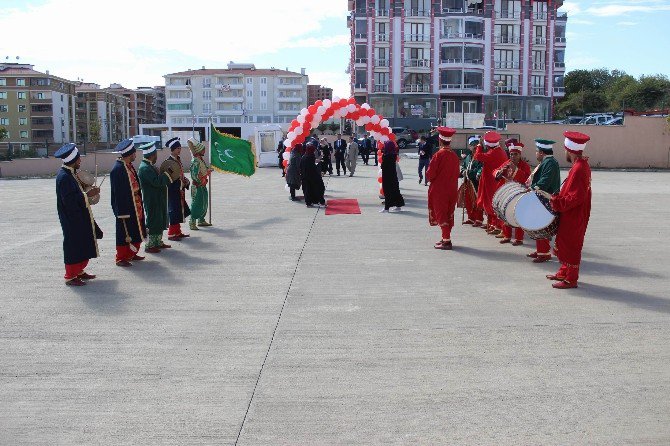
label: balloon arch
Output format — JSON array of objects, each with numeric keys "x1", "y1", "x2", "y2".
[{"x1": 282, "y1": 97, "x2": 398, "y2": 196}]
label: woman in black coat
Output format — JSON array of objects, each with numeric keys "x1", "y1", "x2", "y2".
[
  {"x1": 299, "y1": 142, "x2": 326, "y2": 207},
  {"x1": 380, "y1": 140, "x2": 405, "y2": 212},
  {"x1": 285, "y1": 144, "x2": 303, "y2": 201}
]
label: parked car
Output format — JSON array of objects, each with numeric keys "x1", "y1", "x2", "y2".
[
  {"x1": 391, "y1": 127, "x2": 416, "y2": 149},
  {"x1": 604, "y1": 117, "x2": 624, "y2": 125},
  {"x1": 579, "y1": 115, "x2": 614, "y2": 125}
]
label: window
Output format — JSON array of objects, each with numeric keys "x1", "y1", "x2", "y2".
[
  {"x1": 0, "y1": 78, "x2": 5, "y2": 86},
  {"x1": 533, "y1": 50, "x2": 546, "y2": 69},
  {"x1": 16, "y1": 79, "x2": 26, "y2": 86},
  {"x1": 203, "y1": 77, "x2": 211, "y2": 88},
  {"x1": 246, "y1": 101, "x2": 253, "y2": 110},
  {"x1": 167, "y1": 103, "x2": 191, "y2": 111},
  {"x1": 443, "y1": 100, "x2": 456, "y2": 113},
  {"x1": 19, "y1": 118, "x2": 27, "y2": 125},
  {"x1": 261, "y1": 90, "x2": 267, "y2": 97},
  {"x1": 377, "y1": 22, "x2": 387, "y2": 40},
  {"x1": 20, "y1": 144, "x2": 28, "y2": 150},
  {"x1": 441, "y1": 46, "x2": 461, "y2": 62},
  {"x1": 203, "y1": 103, "x2": 212, "y2": 113},
  {"x1": 463, "y1": 101, "x2": 477, "y2": 113},
  {"x1": 246, "y1": 90, "x2": 253, "y2": 97},
  {"x1": 534, "y1": 25, "x2": 546, "y2": 44},
  {"x1": 260, "y1": 77, "x2": 267, "y2": 84},
  {"x1": 20, "y1": 131, "x2": 28, "y2": 138},
  {"x1": 374, "y1": 72, "x2": 388, "y2": 87},
  {"x1": 0, "y1": 105, "x2": 8, "y2": 112},
  {"x1": 464, "y1": 71, "x2": 483, "y2": 89},
  {"x1": 355, "y1": 44, "x2": 367, "y2": 63},
  {"x1": 260, "y1": 102, "x2": 268, "y2": 110},
  {"x1": 0, "y1": 118, "x2": 9, "y2": 125},
  {"x1": 247, "y1": 78, "x2": 253, "y2": 84},
  {"x1": 532, "y1": 75, "x2": 545, "y2": 95},
  {"x1": 36, "y1": 92, "x2": 45, "y2": 99},
  {"x1": 495, "y1": 24, "x2": 517, "y2": 43},
  {"x1": 355, "y1": 70, "x2": 367, "y2": 88},
  {"x1": 0, "y1": 91, "x2": 6, "y2": 99},
  {"x1": 495, "y1": 49, "x2": 516, "y2": 68},
  {"x1": 407, "y1": 22, "x2": 426, "y2": 41},
  {"x1": 355, "y1": 19, "x2": 367, "y2": 37},
  {"x1": 17, "y1": 92, "x2": 27, "y2": 99},
  {"x1": 203, "y1": 90, "x2": 212, "y2": 100}
]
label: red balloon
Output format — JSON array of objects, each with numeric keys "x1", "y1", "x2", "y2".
[
  {"x1": 323, "y1": 110, "x2": 333, "y2": 119},
  {"x1": 377, "y1": 141, "x2": 384, "y2": 149},
  {"x1": 314, "y1": 100, "x2": 323, "y2": 107},
  {"x1": 308, "y1": 105, "x2": 317, "y2": 114},
  {"x1": 365, "y1": 123, "x2": 374, "y2": 131},
  {"x1": 373, "y1": 124, "x2": 382, "y2": 132},
  {"x1": 305, "y1": 113, "x2": 313, "y2": 123},
  {"x1": 339, "y1": 98, "x2": 348, "y2": 107},
  {"x1": 282, "y1": 160, "x2": 288, "y2": 167},
  {"x1": 291, "y1": 119, "x2": 299, "y2": 128},
  {"x1": 347, "y1": 97, "x2": 356, "y2": 105},
  {"x1": 366, "y1": 109, "x2": 375, "y2": 117},
  {"x1": 379, "y1": 187, "x2": 384, "y2": 196},
  {"x1": 381, "y1": 127, "x2": 391, "y2": 136},
  {"x1": 389, "y1": 133, "x2": 397, "y2": 141},
  {"x1": 350, "y1": 112, "x2": 360, "y2": 120},
  {"x1": 377, "y1": 176, "x2": 383, "y2": 183}
]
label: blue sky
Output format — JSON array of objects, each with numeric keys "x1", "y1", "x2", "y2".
[{"x1": 0, "y1": 0, "x2": 668, "y2": 98}]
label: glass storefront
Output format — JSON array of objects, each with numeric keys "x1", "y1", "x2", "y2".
[{"x1": 397, "y1": 96, "x2": 438, "y2": 119}]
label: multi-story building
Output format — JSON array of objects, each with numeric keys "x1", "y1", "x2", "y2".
[
  {"x1": 308, "y1": 84, "x2": 334, "y2": 105},
  {"x1": 348, "y1": 0, "x2": 567, "y2": 129},
  {"x1": 75, "y1": 83, "x2": 130, "y2": 147},
  {"x1": 0, "y1": 62, "x2": 77, "y2": 154},
  {"x1": 106, "y1": 84, "x2": 162, "y2": 137},
  {"x1": 160, "y1": 63, "x2": 308, "y2": 139}
]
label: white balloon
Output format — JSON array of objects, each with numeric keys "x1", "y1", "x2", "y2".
[
  {"x1": 294, "y1": 127, "x2": 304, "y2": 135},
  {"x1": 323, "y1": 99, "x2": 331, "y2": 108},
  {"x1": 371, "y1": 115, "x2": 380, "y2": 124},
  {"x1": 317, "y1": 106, "x2": 326, "y2": 115},
  {"x1": 300, "y1": 108, "x2": 308, "y2": 116},
  {"x1": 356, "y1": 118, "x2": 365, "y2": 126},
  {"x1": 361, "y1": 116, "x2": 371, "y2": 125},
  {"x1": 380, "y1": 135, "x2": 390, "y2": 142},
  {"x1": 297, "y1": 114, "x2": 306, "y2": 123},
  {"x1": 287, "y1": 131, "x2": 296, "y2": 140},
  {"x1": 380, "y1": 119, "x2": 389, "y2": 128},
  {"x1": 283, "y1": 152, "x2": 290, "y2": 160},
  {"x1": 333, "y1": 96, "x2": 340, "y2": 103},
  {"x1": 311, "y1": 119, "x2": 319, "y2": 127},
  {"x1": 378, "y1": 169, "x2": 383, "y2": 176},
  {"x1": 284, "y1": 140, "x2": 291, "y2": 148},
  {"x1": 361, "y1": 103, "x2": 370, "y2": 109},
  {"x1": 347, "y1": 103, "x2": 357, "y2": 113}
]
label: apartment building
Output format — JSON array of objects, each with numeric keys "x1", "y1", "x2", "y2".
[
  {"x1": 308, "y1": 84, "x2": 334, "y2": 105},
  {"x1": 75, "y1": 83, "x2": 130, "y2": 147},
  {"x1": 348, "y1": 0, "x2": 567, "y2": 128},
  {"x1": 160, "y1": 63, "x2": 308, "y2": 139},
  {"x1": 0, "y1": 63, "x2": 77, "y2": 154},
  {"x1": 106, "y1": 84, "x2": 165, "y2": 137}
]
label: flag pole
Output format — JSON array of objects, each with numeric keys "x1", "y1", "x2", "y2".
[{"x1": 207, "y1": 119, "x2": 213, "y2": 225}]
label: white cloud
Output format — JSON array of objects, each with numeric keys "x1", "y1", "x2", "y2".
[
  {"x1": 0, "y1": 0, "x2": 349, "y2": 90},
  {"x1": 585, "y1": 3, "x2": 670, "y2": 16},
  {"x1": 617, "y1": 21, "x2": 639, "y2": 26}
]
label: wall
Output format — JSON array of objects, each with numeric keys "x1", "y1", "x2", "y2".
[
  {"x1": 506, "y1": 116, "x2": 670, "y2": 169},
  {"x1": 0, "y1": 148, "x2": 193, "y2": 179}
]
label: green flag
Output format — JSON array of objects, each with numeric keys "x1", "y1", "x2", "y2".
[{"x1": 210, "y1": 124, "x2": 256, "y2": 177}]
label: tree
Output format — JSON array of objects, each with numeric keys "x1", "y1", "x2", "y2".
[
  {"x1": 88, "y1": 117, "x2": 101, "y2": 147},
  {"x1": 0, "y1": 126, "x2": 7, "y2": 142}
]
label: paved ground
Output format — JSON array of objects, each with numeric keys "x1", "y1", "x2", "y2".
[{"x1": 1, "y1": 160, "x2": 669, "y2": 445}]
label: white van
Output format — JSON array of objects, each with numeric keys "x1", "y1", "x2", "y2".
[
  {"x1": 132, "y1": 135, "x2": 161, "y2": 148},
  {"x1": 579, "y1": 115, "x2": 614, "y2": 125}
]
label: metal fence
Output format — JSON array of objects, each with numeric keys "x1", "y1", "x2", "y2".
[{"x1": 0, "y1": 142, "x2": 113, "y2": 161}]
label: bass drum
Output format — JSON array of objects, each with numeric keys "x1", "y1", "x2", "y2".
[
  {"x1": 492, "y1": 181, "x2": 527, "y2": 228},
  {"x1": 514, "y1": 191, "x2": 559, "y2": 240},
  {"x1": 159, "y1": 159, "x2": 181, "y2": 182}
]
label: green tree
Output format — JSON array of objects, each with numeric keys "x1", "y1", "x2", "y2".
[
  {"x1": 89, "y1": 117, "x2": 101, "y2": 147},
  {"x1": 0, "y1": 126, "x2": 7, "y2": 141}
]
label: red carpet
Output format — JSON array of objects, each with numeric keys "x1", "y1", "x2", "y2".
[{"x1": 325, "y1": 199, "x2": 361, "y2": 215}]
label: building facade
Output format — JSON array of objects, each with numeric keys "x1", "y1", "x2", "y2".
[
  {"x1": 348, "y1": 0, "x2": 567, "y2": 129},
  {"x1": 308, "y1": 84, "x2": 334, "y2": 105},
  {"x1": 106, "y1": 84, "x2": 164, "y2": 137},
  {"x1": 75, "y1": 83, "x2": 130, "y2": 147},
  {"x1": 0, "y1": 63, "x2": 77, "y2": 155},
  {"x1": 160, "y1": 63, "x2": 308, "y2": 139}
]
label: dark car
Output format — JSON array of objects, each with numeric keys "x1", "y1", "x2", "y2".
[{"x1": 391, "y1": 127, "x2": 416, "y2": 149}]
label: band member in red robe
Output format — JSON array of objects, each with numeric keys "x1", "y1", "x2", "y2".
[
  {"x1": 547, "y1": 131, "x2": 592, "y2": 289},
  {"x1": 474, "y1": 131, "x2": 508, "y2": 235},
  {"x1": 427, "y1": 127, "x2": 460, "y2": 250},
  {"x1": 494, "y1": 141, "x2": 531, "y2": 245}
]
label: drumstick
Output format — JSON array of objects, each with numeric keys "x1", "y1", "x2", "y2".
[{"x1": 97, "y1": 176, "x2": 106, "y2": 188}]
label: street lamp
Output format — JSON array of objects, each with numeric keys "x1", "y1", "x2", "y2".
[{"x1": 495, "y1": 80, "x2": 504, "y2": 130}]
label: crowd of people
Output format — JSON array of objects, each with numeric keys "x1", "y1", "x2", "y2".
[
  {"x1": 426, "y1": 127, "x2": 593, "y2": 289},
  {"x1": 55, "y1": 137, "x2": 212, "y2": 286}
]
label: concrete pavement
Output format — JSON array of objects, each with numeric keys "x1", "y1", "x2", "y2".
[{"x1": 1, "y1": 160, "x2": 669, "y2": 445}]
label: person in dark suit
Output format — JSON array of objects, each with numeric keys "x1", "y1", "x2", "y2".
[
  {"x1": 360, "y1": 135, "x2": 371, "y2": 165},
  {"x1": 333, "y1": 133, "x2": 347, "y2": 176},
  {"x1": 277, "y1": 137, "x2": 286, "y2": 177}
]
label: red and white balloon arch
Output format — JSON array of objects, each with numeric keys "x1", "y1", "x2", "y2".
[{"x1": 282, "y1": 97, "x2": 397, "y2": 196}]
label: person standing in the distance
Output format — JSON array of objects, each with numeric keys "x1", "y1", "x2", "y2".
[
  {"x1": 474, "y1": 131, "x2": 508, "y2": 235},
  {"x1": 319, "y1": 138, "x2": 333, "y2": 176},
  {"x1": 137, "y1": 142, "x2": 174, "y2": 254},
  {"x1": 546, "y1": 131, "x2": 592, "y2": 289},
  {"x1": 360, "y1": 135, "x2": 371, "y2": 165},
  {"x1": 527, "y1": 138, "x2": 561, "y2": 263},
  {"x1": 379, "y1": 140, "x2": 405, "y2": 213},
  {"x1": 345, "y1": 136, "x2": 359, "y2": 177},
  {"x1": 55, "y1": 143, "x2": 101, "y2": 286},
  {"x1": 277, "y1": 136, "x2": 286, "y2": 177},
  {"x1": 333, "y1": 133, "x2": 347, "y2": 176},
  {"x1": 188, "y1": 138, "x2": 213, "y2": 230},
  {"x1": 427, "y1": 127, "x2": 460, "y2": 250},
  {"x1": 300, "y1": 141, "x2": 326, "y2": 207},
  {"x1": 460, "y1": 136, "x2": 484, "y2": 226},
  {"x1": 110, "y1": 139, "x2": 146, "y2": 267},
  {"x1": 286, "y1": 143, "x2": 303, "y2": 201},
  {"x1": 165, "y1": 137, "x2": 190, "y2": 241},
  {"x1": 417, "y1": 135, "x2": 433, "y2": 186},
  {"x1": 494, "y1": 141, "x2": 531, "y2": 245}
]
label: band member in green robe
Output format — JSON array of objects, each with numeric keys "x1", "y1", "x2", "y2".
[
  {"x1": 188, "y1": 138, "x2": 213, "y2": 230},
  {"x1": 527, "y1": 138, "x2": 561, "y2": 263},
  {"x1": 137, "y1": 142, "x2": 174, "y2": 253}
]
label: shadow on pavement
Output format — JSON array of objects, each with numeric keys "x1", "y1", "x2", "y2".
[
  {"x1": 72, "y1": 279, "x2": 130, "y2": 315},
  {"x1": 122, "y1": 259, "x2": 182, "y2": 285},
  {"x1": 196, "y1": 226, "x2": 240, "y2": 238},
  {"x1": 575, "y1": 283, "x2": 670, "y2": 315},
  {"x1": 156, "y1": 249, "x2": 214, "y2": 266},
  {"x1": 581, "y1": 260, "x2": 664, "y2": 279}
]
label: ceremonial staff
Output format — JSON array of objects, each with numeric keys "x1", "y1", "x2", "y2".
[{"x1": 207, "y1": 118, "x2": 213, "y2": 225}]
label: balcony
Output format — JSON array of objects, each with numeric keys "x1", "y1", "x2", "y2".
[
  {"x1": 215, "y1": 109, "x2": 243, "y2": 116},
  {"x1": 439, "y1": 32, "x2": 484, "y2": 40},
  {"x1": 555, "y1": 36, "x2": 567, "y2": 44},
  {"x1": 495, "y1": 35, "x2": 520, "y2": 44},
  {"x1": 376, "y1": 33, "x2": 389, "y2": 42},
  {"x1": 495, "y1": 10, "x2": 521, "y2": 19},
  {"x1": 215, "y1": 95, "x2": 244, "y2": 102},
  {"x1": 442, "y1": 7, "x2": 484, "y2": 15},
  {"x1": 553, "y1": 86, "x2": 566, "y2": 95},
  {"x1": 533, "y1": 12, "x2": 548, "y2": 20},
  {"x1": 355, "y1": 58, "x2": 368, "y2": 65},
  {"x1": 373, "y1": 85, "x2": 390, "y2": 93},
  {"x1": 403, "y1": 84, "x2": 431, "y2": 93},
  {"x1": 166, "y1": 97, "x2": 192, "y2": 104},
  {"x1": 354, "y1": 83, "x2": 368, "y2": 91},
  {"x1": 165, "y1": 83, "x2": 190, "y2": 90},
  {"x1": 277, "y1": 83, "x2": 303, "y2": 90},
  {"x1": 495, "y1": 61, "x2": 520, "y2": 69},
  {"x1": 404, "y1": 59, "x2": 431, "y2": 68},
  {"x1": 531, "y1": 87, "x2": 546, "y2": 96},
  {"x1": 276, "y1": 96, "x2": 303, "y2": 102},
  {"x1": 376, "y1": 9, "x2": 389, "y2": 17},
  {"x1": 554, "y1": 62, "x2": 566, "y2": 69},
  {"x1": 405, "y1": 34, "x2": 430, "y2": 43},
  {"x1": 167, "y1": 108, "x2": 192, "y2": 115},
  {"x1": 375, "y1": 59, "x2": 390, "y2": 67},
  {"x1": 354, "y1": 33, "x2": 368, "y2": 40},
  {"x1": 277, "y1": 109, "x2": 301, "y2": 115},
  {"x1": 532, "y1": 63, "x2": 546, "y2": 70},
  {"x1": 406, "y1": 8, "x2": 430, "y2": 17},
  {"x1": 533, "y1": 37, "x2": 547, "y2": 45},
  {"x1": 439, "y1": 83, "x2": 484, "y2": 93},
  {"x1": 495, "y1": 86, "x2": 520, "y2": 95}
]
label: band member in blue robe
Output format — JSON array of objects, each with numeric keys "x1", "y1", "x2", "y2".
[
  {"x1": 165, "y1": 137, "x2": 191, "y2": 240},
  {"x1": 55, "y1": 143, "x2": 101, "y2": 286},
  {"x1": 110, "y1": 139, "x2": 146, "y2": 267}
]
